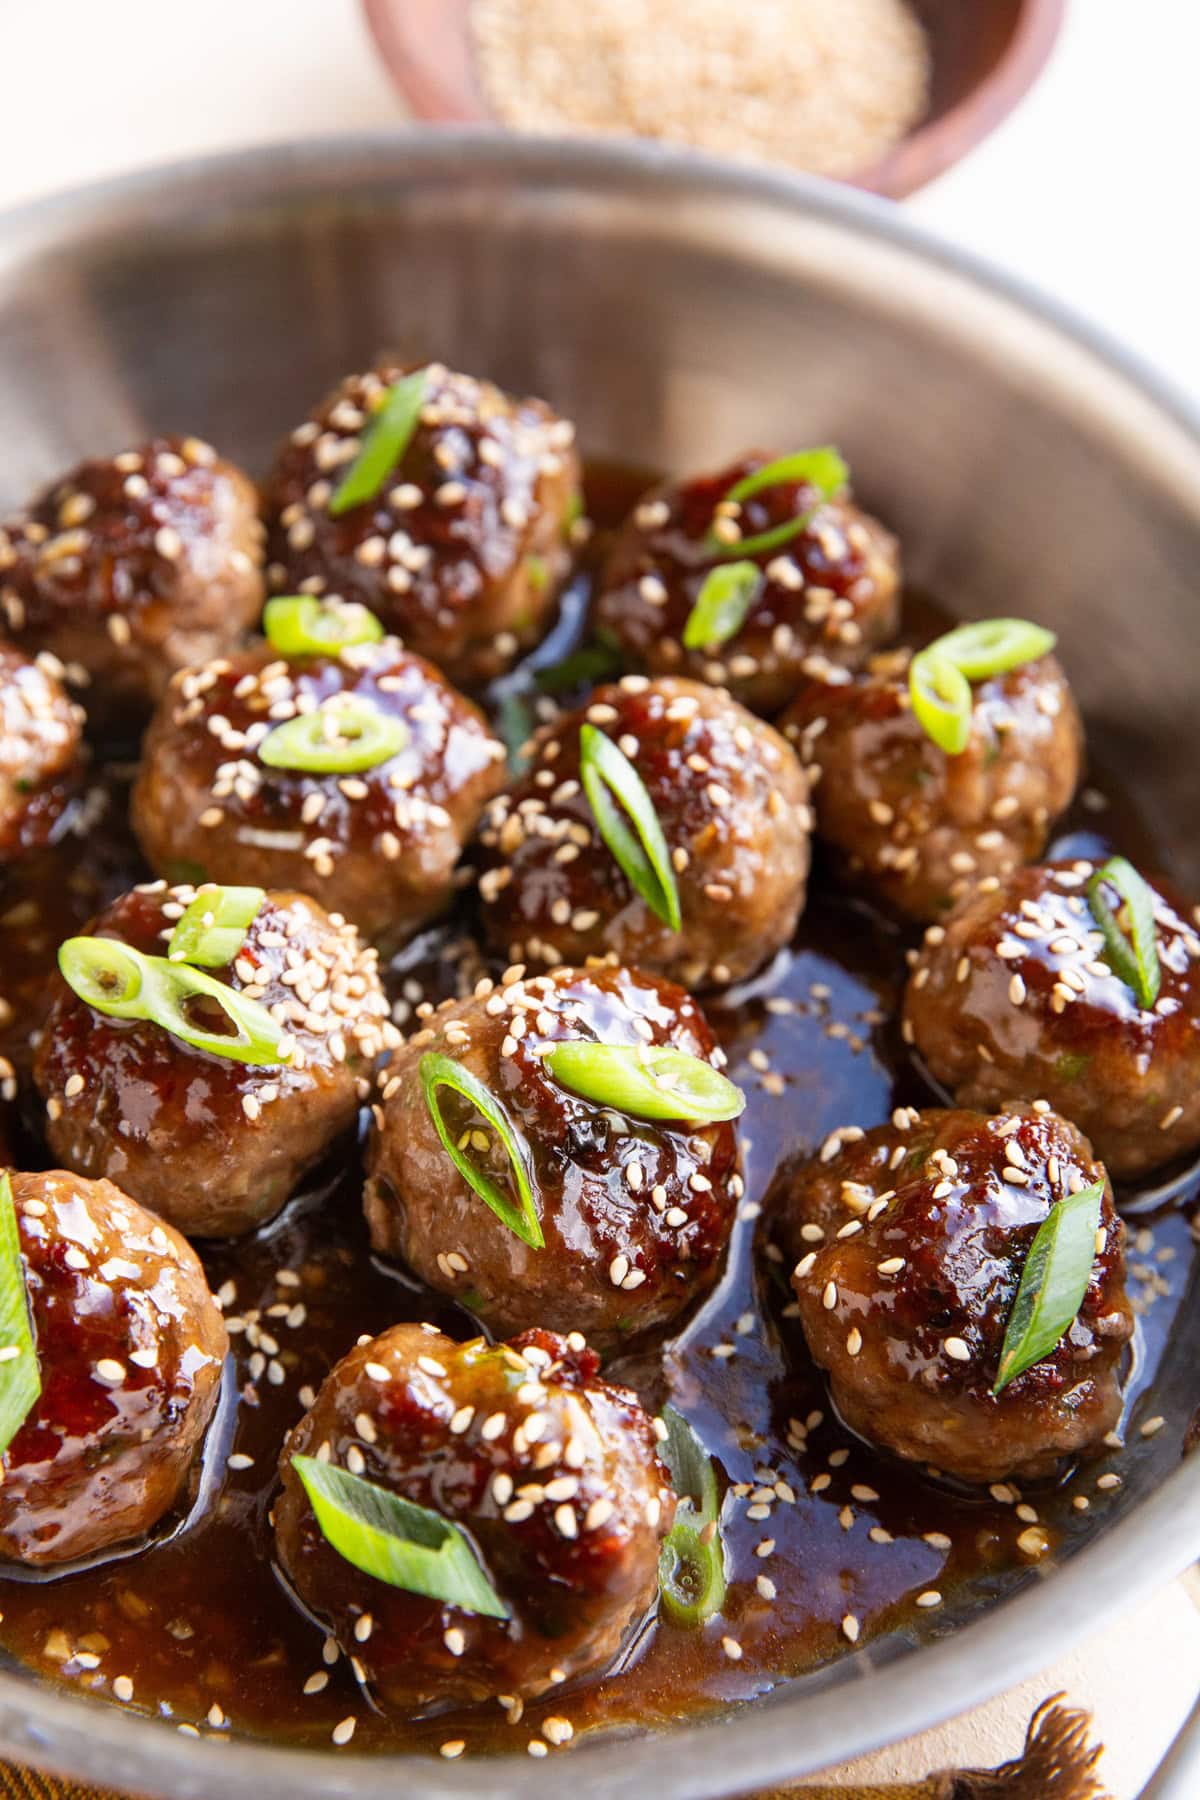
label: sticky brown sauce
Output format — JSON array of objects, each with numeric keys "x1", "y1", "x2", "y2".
[{"x1": 0, "y1": 464, "x2": 1195, "y2": 1762}]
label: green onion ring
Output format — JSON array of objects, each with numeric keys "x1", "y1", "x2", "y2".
[
  {"x1": 168, "y1": 885, "x2": 265, "y2": 968},
  {"x1": 257, "y1": 699, "x2": 408, "y2": 774},
  {"x1": 419, "y1": 1053, "x2": 543, "y2": 1249},
  {"x1": 656, "y1": 1406, "x2": 725, "y2": 1627},
  {"x1": 579, "y1": 724, "x2": 681, "y2": 931},
  {"x1": 328, "y1": 368, "x2": 429, "y2": 517},
  {"x1": 544, "y1": 1042, "x2": 744, "y2": 1123},
  {"x1": 705, "y1": 447, "x2": 848, "y2": 563},
  {"x1": 920, "y1": 617, "x2": 1057, "y2": 681},
  {"x1": 0, "y1": 1173, "x2": 41, "y2": 1458},
  {"x1": 681, "y1": 561, "x2": 762, "y2": 652},
  {"x1": 1086, "y1": 856, "x2": 1162, "y2": 1010},
  {"x1": 263, "y1": 596, "x2": 383, "y2": 656},
  {"x1": 993, "y1": 1178, "x2": 1105, "y2": 1394},
  {"x1": 908, "y1": 650, "x2": 974, "y2": 756}
]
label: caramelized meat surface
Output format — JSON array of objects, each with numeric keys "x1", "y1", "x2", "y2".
[
  {"x1": 0, "y1": 1170, "x2": 227, "y2": 1565},
  {"x1": 274, "y1": 1324, "x2": 672, "y2": 1714},
  {"x1": 593, "y1": 454, "x2": 899, "y2": 715},
  {"x1": 264, "y1": 362, "x2": 580, "y2": 690},
  {"x1": 778, "y1": 1105, "x2": 1132, "y2": 1483},
  {"x1": 478, "y1": 676, "x2": 810, "y2": 988},
  {"x1": 782, "y1": 647, "x2": 1083, "y2": 921},
  {"x1": 903, "y1": 860, "x2": 1200, "y2": 1179},
  {"x1": 366, "y1": 963, "x2": 740, "y2": 1344},
  {"x1": 33, "y1": 885, "x2": 396, "y2": 1237},
  {"x1": 0, "y1": 643, "x2": 85, "y2": 861}
]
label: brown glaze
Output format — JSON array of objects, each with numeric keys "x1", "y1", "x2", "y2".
[
  {"x1": 778, "y1": 1105, "x2": 1132, "y2": 1484},
  {"x1": 903, "y1": 860, "x2": 1200, "y2": 1179},
  {"x1": 275, "y1": 1324, "x2": 672, "y2": 1714},
  {"x1": 478, "y1": 676, "x2": 810, "y2": 988},
  {"x1": 0, "y1": 437, "x2": 265, "y2": 726},
  {"x1": 0, "y1": 1171, "x2": 226, "y2": 1566},
  {"x1": 593, "y1": 456, "x2": 899, "y2": 714},
  {"x1": 782, "y1": 646, "x2": 1083, "y2": 922},
  {"x1": 0, "y1": 644, "x2": 85, "y2": 863},
  {"x1": 32, "y1": 886, "x2": 396, "y2": 1237},
  {"x1": 263, "y1": 362, "x2": 581, "y2": 691},
  {"x1": 131, "y1": 639, "x2": 506, "y2": 947},
  {"x1": 366, "y1": 963, "x2": 740, "y2": 1345}
]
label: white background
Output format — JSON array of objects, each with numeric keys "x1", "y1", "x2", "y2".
[{"x1": 0, "y1": 3, "x2": 1197, "y2": 1794}]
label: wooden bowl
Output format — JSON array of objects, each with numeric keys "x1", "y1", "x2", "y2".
[{"x1": 362, "y1": 0, "x2": 1066, "y2": 200}]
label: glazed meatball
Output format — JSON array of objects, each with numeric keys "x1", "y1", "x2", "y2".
[
  {"x1": 782, "y1": 645, "x2": 1083, "y2": 921},
  {"x1": 264, "y1": 361, "x2": 580, "y2": 689},
  {"x1": 478, "y1": 676, "x2": 810, "y2": 988},
  {"x1": 0, "y1": 436, "x2": 265, "y2": 723},
  {"x1": 274, "y1": 1323, "x2": 673, "y2": 1714},
  {"x1": 0, "y1": 1170, "x2": 227, "y2": 1565},
  {"x1": 0, "y1": 644, "x2": 85, "y2": 861},
  {"x1": 593, "y1": 454, "x2": 899, "y2": 714},
  {"x1": 903, "y1": 859, "x2": 1200, "y2": 1180},
  {"x1": 779, "y1": 1105, "x2": 1133, "y2": 1484},
  {"x1": 131, "y1": 637, "x2": 506, "y2": 947},
  {"x1": 365, "y1": 963, "x2": 740, "y2": 1344},
  {"x1": 33, "y1": 884, "x2": 397, "y2": 1237}
]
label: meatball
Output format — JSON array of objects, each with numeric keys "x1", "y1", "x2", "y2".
[
  {"x1": 33, "y1": 884, "x2": 397, "y2": 1237},
  {"x1": 781, "y1": 645, "x2": 1083, "y2": 921},
  {"x1": 478, "y1": 676, "x2": 811, "y2": 988},
  {"x1": 0, "y1": 1169, "x2": 227, "y2": 1565},
  {"x1": 593, "y1": 454, "x2": 900, "y2": 714},
  {"x1": 779, "y1": 1105, "x2": 1133, "y2": 1484},
  {"x1": 263, "y1": 361, "x2": 581, "y2": 690},
  {"x1": 365, "y1": 963, "x2": 740, "y2": 1343},
  {"x1": 0, "y1": 644, "x2": 85, "y2": 861},
  {"x1": 274, "y1": 1323, "x2": 673, "y2": 1713},
  {"x1": 131, "y1": 638, "x2": 506, "y2": 947},
  {"x1": 0, "y1": 436, "x2": 265, "y2": 724},
  {"x1": 903, "y1": 859, "x2": 1200, "y2": 1180}
]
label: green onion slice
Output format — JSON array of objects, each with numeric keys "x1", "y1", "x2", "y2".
[
  {"x1": 706, "y1": 447, "x2": 848, "y2": 563},
  {"x1": 257, "y1": 699, "x2": 408, "y2": 774},
  {"x1": 328, "y1": 368, "x2": 429, "y2": 517},
  {"x1": 419, "y1": 1053, "x2": 543, "y2": 1249},
  {"x1": 291, "y1": 1454, "x2": 509, "y2": 1618},
  {"x1": 908, "y1": 650, "x2": 974, "y2": 756},
  {"x1": 535, "y1": 639, "x2": 622, "y2": 695},
  {"x1": 0, "y1": 1174, "x2": 41, "y2": 1459},
  {"x1": 544, "y1": 1042, "x2": 744, "y2": 1124},
  {"x1": 579, "y1": 724, "x2": 681, "y2": 931},
  {"x1": 168, "y1": 885, "x2": 265, "y2": 968},
  {"x1": 1087, "y1": 856, "x2": 1162, "y2": 1010},
  {"x1": 656, "y1": 1405, "x2": 725, "y2": 1627},
  {"x1": 682, "y1": 560, "x2": 762, "y2": 652},
  {"x1": 992, "y1": 1178, "x2": 1105, "y2": 1394},
  {"x1": 263, "y1": 596, "x2": 384, "y2": 656},
  {"x1": 59, "y1": 938, "x2": 292, "y2": 1066}
]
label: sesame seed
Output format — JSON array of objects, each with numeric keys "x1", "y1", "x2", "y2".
[
  {"x1": 943, "y1": 1337, "x2": 971, "y2": 1363},
  {"x1": 332, "y1": 1717, "x2": 356, "y2": 1746}
]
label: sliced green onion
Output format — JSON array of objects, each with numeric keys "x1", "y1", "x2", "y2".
[
  {"x1": 168, "y1": 885, "x2": 264, "y2": 968},
  {"x1": 535, "y1": 639, "x2": 622, "y2": 694},
  {"x1": 495, "y1": 690, "x2": 534, "y2": 774},
  {"x1": 706, "y1": 447, "x2": 848, "y2": 563},
  {"x1": 1087, "y1": 856, "x2": 1162, "y2": 1010},
  {"x1": 657, "y1": 1405, "x2": 725, "y2": 1627},
  {"x1": 579, "y1": 724, "x2": 681, "y2": 931},
  {"x1": 419, "y1": 1053, "x2": 543, "y2": 1250},
  {"x1": 922, "y1": 617, "x2": 1057, "y2": 681},
  {"x1": 992, "y1": 1179, "x2": 1105, "y2": 1394},
  {"x1": 544, "y1": 1042, "x2": 744, "y2": 1124},
  {"x1": 0, "y1": 1174, "x2": 41, "y2": 1459},
  {"x1": 263, "y1": 596, "x2": 384, "y2": 656},
  {"x1": 257, "y1": 699, "x2": 408, "y2": 774},
  {"x1": 525, "y1": 556, "x2": 549, "y2": 595},
  {"x1": 58, "y1": 938, "x2": 292, "y2": 1066},
  {"x1": 908, "y1": 650, "x2": 974, "y2": 756},
  {"x1": 328, "y1": 368, "x2": 429, "y2": 517},
  {"x1": 682, "y1": 560, "x2": 762, "y2": 652},
  {"x1": 291, "y1": 1454, "x2": 508, "y2": 1618}
]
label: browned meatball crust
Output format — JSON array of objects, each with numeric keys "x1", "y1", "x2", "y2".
[
  {"x1": 593, "y1": 454, "x2": 899, "y2": 715},
  {"x1": 0, "y1": 436, "x2": 265, "y2": 723},
  {"x1": 478, "y1": 676, "x2": 810, "y2": 988},
  {"x1": 0, "y1": 644, "x2": 85, "y2": 861},
  {"x1": 131, "y1": 638, "x2": 505, "y2": 947},
  {"x1": 274, "y1": 1323, "x2": 673, "y2": 1714},
  {"x1": 366, "y1": 964, "x2": 740, "y2": 1344},
  {"x1": 263, "y1": 362, "x2": 581, "y2": 690},
  {"x1": 779, "y1": 1105, "x2": 1133, "y2": 1484},
  {"x1": 903, "y1": 860, "x2": 1200, "y2": 1180},
  {"x1": 782, "y1": 646, "x2": 1083, "y2": 921},
  {"x1": 0, "y1": 1170, "x2": 227, "y2": 1565},
  {"x1": 33, "y1": 884, "x2": 397, "y2": 1237}
]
